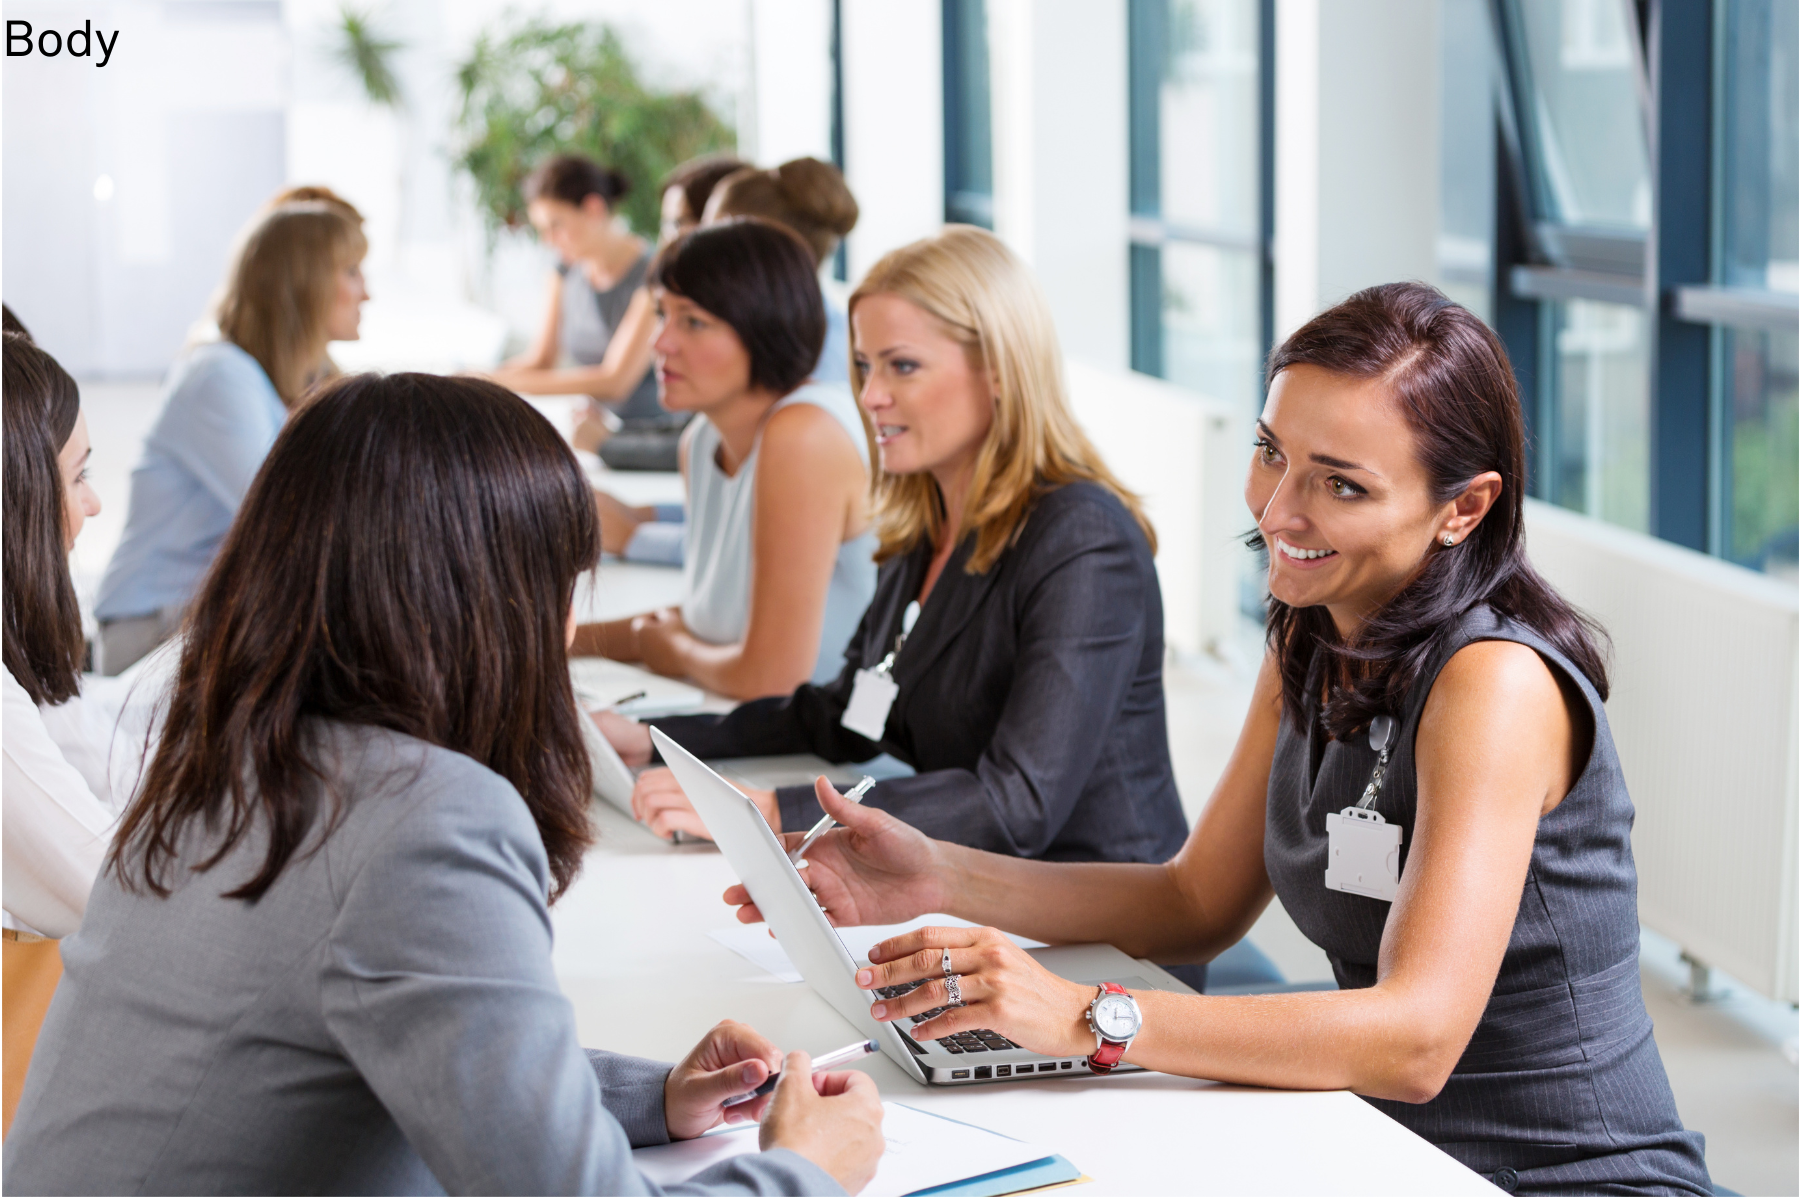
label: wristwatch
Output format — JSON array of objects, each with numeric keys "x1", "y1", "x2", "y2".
[{"x1": 1084, "y1": 982, "x2": 1142, "y2": 1073}]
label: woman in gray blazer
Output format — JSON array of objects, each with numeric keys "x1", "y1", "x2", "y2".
[{"x1": 3, "y1": 374, "x2": 883, "y2": 1196}]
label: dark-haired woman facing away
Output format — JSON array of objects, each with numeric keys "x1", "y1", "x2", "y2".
[
  {"x1": 1, "y1": 333, "x2": 113, "y2": 1137},
  {"x1": 4, "y1": 374, "x2": 883, "y2": 1195},
  {"x1": 572, "y1": 220, "x2": 875, "y2": 700},
  {"x1": 728, "y1": 284, "x2": 1715, "y2": 1195}
]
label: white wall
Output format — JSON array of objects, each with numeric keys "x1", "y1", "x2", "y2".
[
  {"x1": 747, "y1": 0, "x2": 834, "y2": 166},
  {"x1": 1274, "y1": 0, "x2": 1442, "y2": 339},
  {"x1": 839, "y1": 0, "x2": 944, "y2": 282},
  {"x1": 987, "y1": 0, "x2": 1130, "y2": 370}
]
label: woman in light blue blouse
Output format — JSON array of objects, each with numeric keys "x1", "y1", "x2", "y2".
[{"x1": 93, "y1": 200, "x2": 368, "y2": 674}]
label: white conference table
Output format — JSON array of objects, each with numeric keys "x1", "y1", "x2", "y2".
[{"x1": 549, "y1": 759, "x2": 1497, "y2": 1196}]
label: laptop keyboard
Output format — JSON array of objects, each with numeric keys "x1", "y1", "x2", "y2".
[{"x1": 873, "y1": 981, "x2": 1018, "y2": 1052}]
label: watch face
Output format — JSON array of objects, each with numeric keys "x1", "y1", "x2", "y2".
[{"x1": 1094, "y1": 994, "x2": 1140, "y2": 1039}]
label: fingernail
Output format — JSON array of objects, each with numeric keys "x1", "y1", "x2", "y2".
[
  {"x1": 871, "y1": 1003, "x2": 886, "y2": 1018},
  {"x1": 742, "y1": 1063, "x2": 759, "y2": 1083},
  {"x1": 856, "y1": 970, "x2": 872, "y2": 986}
]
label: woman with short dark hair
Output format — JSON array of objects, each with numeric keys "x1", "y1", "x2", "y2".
[
  {"x1": 1, "y1": 332, "x2": 113, "y2": 1136},
  {"x1": 728, "y1": 282, "x2": 1715, "y2": 1196},
  {"x1": 4, "y1": 373, "x2": 883, "y2": 1195},
  {"x1": 572, "y1": 219, "x2": 876, "y2": 700}
]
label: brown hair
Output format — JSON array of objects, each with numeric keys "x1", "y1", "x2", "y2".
[
  {"x1": 661, "y1": 153, "x2": 750, "y2": 226},
  {"x1": 1259, "y1": 282, "x2": 1609, "y2": 735},
  {"x1": 216, "y1": 202, "x2": 367, "y2": 404},
  {"x1": 650, "y1": 219, "x2": 827, "y2": 396},
  {"x1": 522, "y1": 154, "x2": 631, "y2": 209},
  {"x1": 108, "y1": 373, "x2": 602, "y2": 903},
  {"x1": 264, "y1": 184, "x2": 365, "y2": 227},
  {"x1": 710, "y1": 158, "x2": 859, "y2": 266},
  {"x1": 2, "y1": 334, "x2": 85, "y2": 707},
  {"x1": 850, "y1": 226, "x2": 1154, "y2": 573}
]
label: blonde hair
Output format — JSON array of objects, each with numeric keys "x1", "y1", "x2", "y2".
[
  {"x1": 710, "y1": 158, "x2": 859, "y2": 266},
  {"x1": 216, "y1": 202, "x2": 366, "y2": 405},
  {"x1": 850, "y1": 226, "x2": 1154, "y2": 573}
]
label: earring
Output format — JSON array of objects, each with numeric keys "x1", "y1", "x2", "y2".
[{"x1": 1442, "y1": 534, "x2": 1456, "y2": 546}]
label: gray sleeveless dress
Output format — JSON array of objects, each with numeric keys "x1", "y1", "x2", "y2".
[
  {"x1": 557, "y1": 255, "x2": 662, "y2": 420},
  {"x1": 1264, "y1": 605, "x2": 1712, "y2": 1196}
]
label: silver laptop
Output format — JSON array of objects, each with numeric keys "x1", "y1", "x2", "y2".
[
  {"x1": 580, "y1": 714, "x2": 881, "y2": 823},
  {"x1": 652, "y1": 727, "x2": 1197, "y2": 1087}
]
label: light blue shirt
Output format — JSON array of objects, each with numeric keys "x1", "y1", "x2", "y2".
[
  {"x1": 95, "y1": 342, "x2": 287, "y2": 620},
  {"x1": 814, "y1": 293, "x2": 851, "y2": 385}
]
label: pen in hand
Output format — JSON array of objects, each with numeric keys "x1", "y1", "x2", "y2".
[
  {"x1": 788, "y1": 776, "x2": 876, "y2": 866},
  {"x1": 719, "y1": 1038, "x2": 881, "y2": 1109}
]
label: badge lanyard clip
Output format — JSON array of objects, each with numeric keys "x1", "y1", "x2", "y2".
[
  {"x1": 1325, "y1": 714, "x2": 1403, "y2": 902},
  {"x1": 840, "y1": 601, "x2": 920, "y2": 742}
]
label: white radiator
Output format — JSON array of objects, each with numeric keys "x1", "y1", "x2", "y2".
[
  {"x1": 1523, "y1": 499, "x2": 1799, "y2": 1002},
  {"x1": 1064, "y1": 360, "x2": 1244, "y2": 658}
]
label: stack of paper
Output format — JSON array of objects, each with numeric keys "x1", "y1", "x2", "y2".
[{"x1": 631, "y1": 1103, "x2": 1080, "y2": 1197}]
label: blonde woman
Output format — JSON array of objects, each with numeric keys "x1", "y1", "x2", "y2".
[
  {"x1": 94, "y1": 201, "x2": 368, "y2": 674},
  {"x1": 600, "y1": 227, "x2": 1189, "y2": 872}
]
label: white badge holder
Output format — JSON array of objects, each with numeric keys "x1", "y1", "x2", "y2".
[
  {"x1": 841, "y1": 600, "x2": 919, "y2": 742},
  {"x1": 1324, "y1": 714, "x2": 1403, "y2": 903}
]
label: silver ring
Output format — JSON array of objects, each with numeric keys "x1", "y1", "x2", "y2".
[
  {"x1": 942, "y1": 949, "x2": 953, "y2": 978},
  {"x1": 944, "y1": 973, "x2": 964, "y2": 1006}
]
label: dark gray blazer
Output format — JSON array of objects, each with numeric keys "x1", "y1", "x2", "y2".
[
  {"x1": 655, "y1": 482, "x2": 1190, "y2": 864},
  {"x1": 3, "y1": 723, "x2": 837, "y2": 1197}
]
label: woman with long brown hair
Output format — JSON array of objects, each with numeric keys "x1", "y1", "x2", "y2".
[
  {"x1": 5, "y1": 373, "x2": 883, "y2": 1195},
  {"x1": 1, "y1": 330, "x2": 112, "y2": 1136},
  {"x1": 729, "y1": 283, "x2": 1715, "y2": 1195},
  {"x1": 601, "y1": 227, "x2": 1190, "y2": 884},
  {"x1": 93, "y1": 200, "x2": 368, "y2": 674}
]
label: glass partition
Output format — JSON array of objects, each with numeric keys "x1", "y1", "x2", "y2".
[{"x1": 1542, "y1": 298, "x2": 1652, "y2": 532}]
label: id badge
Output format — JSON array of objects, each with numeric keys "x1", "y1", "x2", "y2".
[
  {"x1": 1324, "y1": 808, "x2": 1403, "y2": 902},
  {"x1": 840, "y1": 669, "x2": 899, "y2": 742}
]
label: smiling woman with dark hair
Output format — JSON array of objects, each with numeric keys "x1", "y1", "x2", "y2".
[
  {"x1": 3, "y1": 373, "x2": 883, "y2": 1195},
  {"x1": 728, "y1": 283, "x2": 1715, "y2": 1196}
]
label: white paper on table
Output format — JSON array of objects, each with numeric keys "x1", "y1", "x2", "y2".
[
  {"x1": 706, "y1": 914, "x2": 1046, "y2": 984},
  {"x1": 631, "y1": 1102, "x2": 1052, "y2": 1196}
]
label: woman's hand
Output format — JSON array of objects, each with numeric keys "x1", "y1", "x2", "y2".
[
  {"x1": 855, "y1": 926, "x2": 1095, "y2": 1058},
  {"x1": 758, "y1": 1051, "x2": 885, "y2": 1195},
  {"x1": 725, "y1": 777, "x2": 946, "y2": 927},
  {"x1": 663, "y1": 1019, "x2": 786, "y2": 1139},
  {"x1": 591, "y1": 710, "x2": 652, "y2": 768},
  {"x1": 632, "y1": 608, "x2": 690, "y2": 678},
  {"x1": 632, "y1": 767, "x2": 779, "y2": 838}
]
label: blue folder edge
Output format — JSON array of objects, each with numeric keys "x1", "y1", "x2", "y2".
[{"x1": 906, "y1": 1154, "x2": 1082, "y2": 1197}]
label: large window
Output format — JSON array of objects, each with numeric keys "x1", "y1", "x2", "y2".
[
  {"x1": 1495, "y1": 0, "x2": 1798, "y2": 576},
  {"x1": 942, "y1": 0, "x2": 993, "y2": 229},
  {"x1": 1126, "y1": 0, "x2": 1268, "y2": 416}
]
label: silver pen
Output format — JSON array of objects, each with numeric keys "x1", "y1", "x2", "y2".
[
  {"x1": 719, "y1": 1038, "x2": 881, "y2": 1108},
  {"x1": 788, "y1": 776, "x2": 876, "y2": 865}
]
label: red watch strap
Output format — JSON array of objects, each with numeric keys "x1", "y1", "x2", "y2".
[{"x1": 1086, "y1": 983, "x2": 1132, "y2": 1074}]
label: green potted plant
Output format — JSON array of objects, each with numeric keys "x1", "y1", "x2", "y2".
[{"x1": 452, "y1": 17, "x2": 734, "y2": 239}]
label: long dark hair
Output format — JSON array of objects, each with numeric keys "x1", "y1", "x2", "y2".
[
  {"x1": 3, "y1": 333, "x2": 86, "y2": 707},
  {"x1": 109, "y1": 373, "x2": 602, "y2": 902},
  {"x1": 1257, "y1": 282, "x2": 1609, "y2": 736},
  {"x1": 650, "y1": 218, "x2": 826, "y2": 396}
]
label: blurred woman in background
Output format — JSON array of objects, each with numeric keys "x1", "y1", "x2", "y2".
[
  {"x1": 93, "y1": 201, "x2": 368, "y2": 674},
  {"x1": 488, "y1": 155, "x2": 669, "y2": 445},
  {"x1": 2, "y1": 331, "x2": 115, "y2": 1137},
  {"x1": 571, "y1": 219, "x2": 875, "y2": 699}
]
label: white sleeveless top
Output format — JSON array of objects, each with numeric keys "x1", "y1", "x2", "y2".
[{"x1": 682, "y1": 383, "x2": 877, "y2": 685}]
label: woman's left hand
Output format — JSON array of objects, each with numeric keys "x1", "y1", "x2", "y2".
[
  {"x1": 632, "y1": 608, "x2": 689, "y2": 678},
  {"x1": 663, "y1": 1019, "x2": 785, "y2": 1138},
  {"x1": 632, "y1": 766, "x2": 780, "y2": 837},
  {"x1": 853, "y1": 926, "x2": 1095, "y2": 1057}
]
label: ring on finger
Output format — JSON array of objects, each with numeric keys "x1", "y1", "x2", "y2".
[
  {"x1": 942, "y1": 949, "x2": 953, "y2": 979},
  {"x1": 944, "y1": 973, "x2": 964, "y2": 1007}
]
